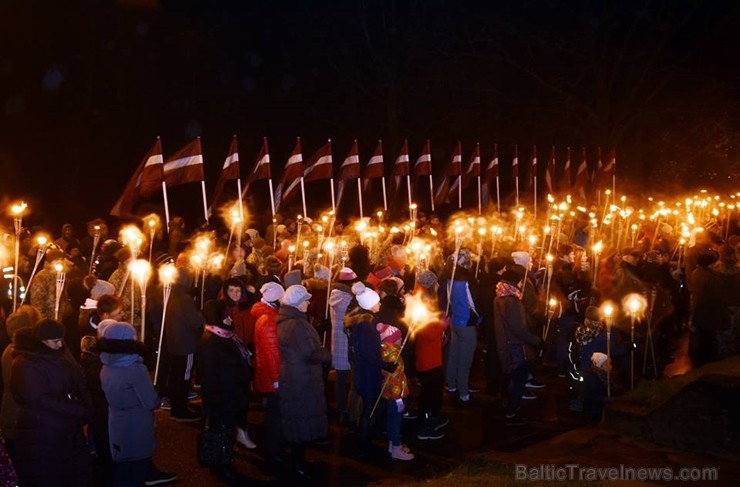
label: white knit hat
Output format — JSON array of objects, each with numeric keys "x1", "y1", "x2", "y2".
[{"x1": 352, "y1": 282, "x2": 380, "y2": 310}]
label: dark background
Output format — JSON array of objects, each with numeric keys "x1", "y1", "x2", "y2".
[{"x1": 1, "y1": 0, "x2": 738, "y2": 231}]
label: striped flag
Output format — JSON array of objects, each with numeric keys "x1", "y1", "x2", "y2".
[
  {"x1": 559, "y1": 146, "x2": 572, "y2": 193},
  {"x1": 110, "y1": 137, "x2": 164, "y2": 216},
  {"x1": 512, "y1": 144, "x2": 519, "y2": 179},
  {"x1": 363, "y1": 140, "x2": 384, "y2": 192},
  {"x1": 391, "y1": 139, "x2": 409, "y2": 177},
  {"x1": 163, "y1": 137, "x2": 205, "y2": 187},
  {"x1": 246, "y1": 137, "x2": 271, "y2": 186},
  {"x1": 274, "y1": 138, "x2": 304, "y2": 210},
  {"x1": 211, "y1": 135, "x2": 240, "y2": 206},
  {"x1": 303, "y1": 140, "x2": 333, "y2": 182},
  {"x1": 528, "y1": 145, "x2": 537, "y2": 190},
  {"x1": 574, "y1": 147, "x2": 589, "y2": 200},
  {"x1": 461, "y1": 142, "x2": 480, "y2": 190},
  {"x1": 434, "y1": 141, "x2": 462, "y2": 206},
  {"x1": 336, "y1": 140, "x2": 360, "y2": 206},
  {"x1": 481, "y1": 143, "x2": 498, "y2": 208},
  {"x1": 413, "y1": 139, "x2": 432, "y2": 177}
]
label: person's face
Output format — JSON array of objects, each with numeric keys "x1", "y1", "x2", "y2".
[
  {"x1": 42, "y1": 339, "x2": 63, "y2": 350},
  {"x1": 564, "y1": 251, "x2": 575, "y2": 263},
  {"x1": 63, "y1": 227, "x2": 73, "y2": 239},
  {"x1": 297, "y1": 300, "x2": 310, "y2": 312},
  {"x1": 227, "y1": 285, "x2": 242, "y2": 303}
]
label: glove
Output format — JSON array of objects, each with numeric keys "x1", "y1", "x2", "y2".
[
  {"x1": 383, "y1": 362, "x2": 398, "y2": 373},
  {"x1": 395, "y1": 398, "x2": 405, "y2": 413}
]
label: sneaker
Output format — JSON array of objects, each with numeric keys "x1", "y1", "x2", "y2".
[
  {"x1": 402, "y1": 410, "x2": 418, "y2": 420},
  {"x1": 446, "y1": 385, "x2": 457, "y2": 393},
  {"x1": 457, "y1": 394, "x2": 472, "y2": 405},
  {"x1": 417, "y1": 426, "x2": 445, "y2": 440},
  {"x1": 159, "y1": 397, "x2": 171, "y2": 411},
  {"x1": 188, "y1": 391, "x2": 198, "y2": 400},
  {"x1": 192, "y1": 383, "x2": 202, "y2": 390},
  {"x1": 525, "y1": 379, "x2": 545, "y2": 389},
  {"x1": 431, "y1": 416, "x2": 449, "y2": 430},
  {"x1": 144, "y1": 469, "x2": 177, "y2": 486},
  {"x1": 467, "y1": 385, "x2": 481, "y2": 393},
  {"x1": 505, "y1": 414, "x2": 528, "y2": 426},
  {"x1": 390, "y1": 444, "x2": 415, "y2": 461},
  {"x1": 236, "y1": 427, "x2": 257, "y2": 449},
  {"x1": 522, "y1": 391, "x2": 538, "y2": 400},
  {"x1": 170, "y1": 410, "x2": 202, "y2": 422}
]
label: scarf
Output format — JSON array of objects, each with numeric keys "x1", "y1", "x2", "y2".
[
  {"x1": 205, "y1": 324, "x2": 251, "y2": 361},
  {"x1": 496, "y1": 281, "x2": 522, "y2": 300}
]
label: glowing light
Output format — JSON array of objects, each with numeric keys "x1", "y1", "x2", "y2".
[{"x1": 159, "y1": 264, "x2": 177, "y2": 285}]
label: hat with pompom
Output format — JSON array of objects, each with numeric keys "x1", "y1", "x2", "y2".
[{"x1": 352, "y1": 282, "x2": 380, "y2": 310}]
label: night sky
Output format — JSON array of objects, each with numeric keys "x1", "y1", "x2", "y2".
[{"x1": 1, "y1": 0, "x2": 738, "y2": 231}]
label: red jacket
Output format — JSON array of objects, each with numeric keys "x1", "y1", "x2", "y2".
[
  {"x1": 415, "y1": 319, "x2": 446, "y2": 372},
  {"x1": 251, "y1": 301, "x2": 281, "y2": 393}
]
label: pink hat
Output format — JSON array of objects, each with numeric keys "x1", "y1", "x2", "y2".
[
  {"x1": 373, "y1": 266, "x2": 393, "y2": 280},
  {"x1": 338, "y1": 267, "x2": 357, "y2": 281},
  {"x1": 376, "y1": 323, "x2": 402, "y2": 344}
]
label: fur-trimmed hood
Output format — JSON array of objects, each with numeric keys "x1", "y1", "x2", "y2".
[
  {"x1": 98, "y1": 338, "x2": 147, "y2": 367},
  {"x1": 343, "y1": 308, "x2": 375, "y2": 329}
]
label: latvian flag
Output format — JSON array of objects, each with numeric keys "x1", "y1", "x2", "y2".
[
  {"x1": 481, "y1": 143, "x2": 498, "y2": 208},
  {"x1": 434, "y1": 141, "x2": 462, "y2": 206},
  {"x1": 391, "y1": 139, "x2": 409, "y2": 196},
  {"x1": 413, "y1": 140, "x2": 432, "y2": 177},
  {"x1": 303, "y1": 140, "x2": 333, "y2": 182},
  {"x1": 559, "y1": 146, "x2": 571, "y2": 193},
  {"x1": 362, "y1": 140, "x2": 384, "y2": 192},
  {"x1": 274, "y1": 138, "x2": 304, "y2": 211},
  {"x1": 110, "y1": 137, "x2": 164, "y2": 216},
  {"x1": 574, "y1": 147, "x2": 589, "y2": 200},
  {"x1": 211, "y1": 135, "x2": 240, "y2": 206},
  {"x1": 544, "y1": 145, "x2": 556, "y2": 195},
  {"x1": 336, "y1": 139, "x2": 360, "y2": 206},
  {"x1": 163, "y1": 137, "x2": 205, "y2": 187}
]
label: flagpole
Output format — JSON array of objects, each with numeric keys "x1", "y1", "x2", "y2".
[
  {"x1": 406, "y1": 175, "x2": 412, "y2": 218},
  {"x1": 534, "y1": 176, "x2": 537, "y2": 220},
  {"x1": 496, "y1": 176, "x2": 501, "y2": 213},
  {"x1": 456, "y1": 175, "x2": 462, "y2": 210},
  {"x1": 236, "y1": 179, "x2": 244, "y2": 221},
  {"x1": 330, "y1": 178, "x2": 336, "y2": 212},
  {"x1": 200, "y1": 181, "x2": 209, "y2": 224},
  {"x1": 162, "y1": 182, "x2": 171, "y2": 230},
  {"x1": 428, "y1": 175, "x2": 435, "y2": 212},
  {"x1": 477, "y1": 176, "x2": 482, "y2": 215},
  {"x1": 515, "y1": 176, "x2": 520, "y2": 207},
  {"x1": 381, "y1": 177, "x2": 388, "y2": 211},
  {"x1": 356, "y1": 178, "x2": 364, "y2": 219},
  {"x1": 300, "y1": 177, "x2": 307, "y2": 218},
  {"x1": 267, "y1": 179, "x2": 276, "y2": 217}
]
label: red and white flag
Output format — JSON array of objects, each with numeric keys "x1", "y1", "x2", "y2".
[
  {"x1": 163, "y1": 137, "x2": 205, "y2": 187},
  {"x1": 574, "y1": 147, "x2": 589, "y2": 200},
  {"x1": 362, "y1": 140, "x2": 384, "y2": 192},
  {"x1": 461, "y1": 142, "x2": 480, "y2": 190},
  {"x1": 544, "y1": 145, "x2": 556, "y2": 195},
  {"x1": 110, "y1": 137, "x2": 164, "y2": 216},
  {"x1": 336, "y1": 140, "x2": 360, "y2": 207},
  {"x1": 391, "y1": 139, "x2": 409, "y2": 197},
  {"x1": 528, "y1": 145, "x2": 537, "y2": 190},
  {"x1": 512, "y1": 144, "x2": 519, "y2": 179},
  {"x1": 246, "y1": 137, "x2": 271, "y2": 187},
  {"x1": 602, "y1": 148, "x2": 615, "y2": 186},
  {"x1": 274, "y1": 138, "x2": 304, "y2": 210},
  {"x1": 413, "y1": 140, "x2": 432, "y2": 177},
  {"x1": 592, "y1": 146, "x2": 603, "y2": 188},
  {"x1": 434, "y1": 141, "x2": 462, "y2": 206},
  {"x1": 481, "y1": 143, "x2": 499, "y2": 208},
  {"x1": 211, "y1": 135, "x2": 240, "y2": 206},
  {"x1": 559, "y1": 146, "x2": 572, "y2": 193},
  {"x1": 303, "y1": 140, "x2": 333, "y2": 182}
]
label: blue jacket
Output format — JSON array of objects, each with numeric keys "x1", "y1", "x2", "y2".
[
  {"x1": 346, "y1": 309, "x2": 384, "y2": 398},
  {"x1": 448, "y1": 279, "x2": 471, "y2": 327},
  {"x1": 99, "y1": 337, "x2": 158, "y2": 462}
]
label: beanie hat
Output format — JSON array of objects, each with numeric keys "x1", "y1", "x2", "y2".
[
  {"x1": 352, "y1": 282, "x2": 380, "y2": 310},
  {"x1": 281, "y1": 285, "x2": 312, "y2": 307},
  {"x1": 489, "y1": 257, "x2": 507, "y2": 273},
  {"x1": 338, "y1": 267, "x2": 357, "y2": 281},
  {"x1": 101, "y1": 321, "x2": 137, "y2": 340},
  {"x1": 314, "y1": 264, "x2": 331, "y2": 281},
  {"x1": 501, "y1": 270, "x2": 522, "y2": 285},
  {"x1": 6, "y1": 311, "x2": 33, "y2": 338},
  {"x1": 696, "y1": 249, "x2": 719, "y2": 267},
  {"x1": 34, "y1": 319, "x2": 65, "y2": 340},
  {"x1": 153, "y1": 252, "x2": 175, "y2": 267},
  {"x1": 284, "y1": 269, "x2": 303, "y2": 287},
  {"x1": 591, "y1": 352, "x2": 609, "y2": 369},
  {"x1": 260, "y1": 282, "x2": 285, "y2": 303},
  {"x1": 245, "y1": 228, "x2": 259, "y2": 239},
  {"x1": 416, "y1": 269, "x2": 438, "y2": 289},
  {"x1": 585, "y1": 305, "x2": 602, "y2": 323},
  {"x1": 90, "y1": 279, "x2": 115, "y2": 300},
  {"x1": 376, "y1": 323, "x2": 402, "y2": 344},
  {"x1": 97, "y1": 319, "x2": 119, "y2": 338},
  {"x1": 372, "y1": 266, "x2": 393, "y2": 281},
  {"x1": 511, "y1": 251, "x2": 531, "y2": 268}
]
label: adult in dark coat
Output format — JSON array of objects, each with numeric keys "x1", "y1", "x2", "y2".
[
  {"x1": 277, "y1": 285, "x2": 331, "y2": 480},
  {"x1": 493, "y1": 272, "x2": 543, "y2": 426},
  {"x1": 689, "y1": 250, "x2": 728, "y2": 366},
  {"x1": 197, "y1": 300, "x2": 252, "y2": 484},
  {"x1": 10, "y1": 320, "x2": 94, "y2": 487}
]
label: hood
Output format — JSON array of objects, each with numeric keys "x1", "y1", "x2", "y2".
[
  {"x1": 12, "y1": 327, "x2": 64, "y2": 358},
  {"x1": 344, "y1": 308, "x2": 375, "y2": 329},
  {"x1": 251, "y1": 301, "x2": 278, "y2": 319},
  {"x1": 98, "y1": 338, "x2": 147, "y2": 367},
  {"x1": 330, "y1": 286, "x2": 353, "y2": 308}
]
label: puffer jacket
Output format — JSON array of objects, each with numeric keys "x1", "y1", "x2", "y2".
[{"x1": 252, "y1": 301, "x2": 281, "y2": 394}]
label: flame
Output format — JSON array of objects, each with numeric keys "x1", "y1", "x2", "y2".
[
  {"x1": 403, "y1": 292, "x2": 440, "y2": 338},
  {"x1": 159, "y1": 263, "x2": 178, "y2": 285}
]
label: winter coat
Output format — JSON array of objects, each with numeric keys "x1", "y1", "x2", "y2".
[
  {"x1": 252, "y1": 301, "x2": 281, "y2": 394},
  {"x1": 108, "y1": 266, "x2": 142, "y2": 326},
  {"x1": 99, "y1": 338, "x2": 158, "y2": 462},
  {"x1": 277, "y1": 304, "x2": 331, "y2": 443},
  {"x1": 690, "y1": 266, "x2": 730, "y2": 331},
  {"x1": 0, "y1": 345, "x2": 18, "y2": 439},
  {"x1": 197, "y1": 330, "x2": 251, "y2": 413},
  {"x1": 329, "y1": 284, "x2": 353, "y2": 370},
  {"x1": 29, "y1": 264, "x2": 73, "y2": 321},
  {"x1": 493, "y1": 295, "x2": 542, "y2": 373},
  {"x1": 10, "y1": 328, "x2": 93, "y2": 482},
  {"x1": 346, "y1": 309, "x2": 384, "y2": 398},
  {"x1": 164, "y1": 284, "x2": 205, "y2": 355}
]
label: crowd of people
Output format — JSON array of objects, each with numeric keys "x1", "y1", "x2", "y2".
[{"x1": 0, "y1": 204, "x2": 738, "y2": 485}]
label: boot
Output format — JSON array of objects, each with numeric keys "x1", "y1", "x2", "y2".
[
  {"x1": 236, "y1": 427, "x2": 257, "y2": 449},
  {"x1": 389, "y1": 444, "x2": 414, "y2": 461}
]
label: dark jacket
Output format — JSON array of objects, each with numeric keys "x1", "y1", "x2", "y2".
[
  {"x1": 277, "y1": 304, "x2": 331, "y2": 443},
  {"x1": 197, "y1": 329, "x2": 251, "y2": 413},
  {"x1": 346, "y1": 309, "x2": 384, "y2": 398},
  {"x1": 99, "y1": 338, "x2": 158, "y2": 462},
  {"x1": 164, "y1": 284, "x2": 205, "y2": 355},
  {"x1": 493, "y1": 295, "x2": 542, "y2": 373},
  {"x1": 10, "y1": 328, "x2": 93, "y2": 483},
  {"x1": 690, "y1": 265, "x2": 730, "y2": 331}
]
